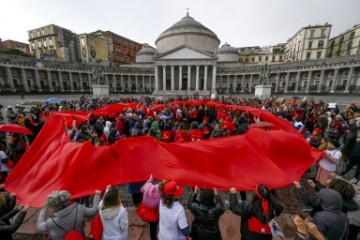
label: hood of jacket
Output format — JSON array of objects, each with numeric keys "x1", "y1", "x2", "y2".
[
  {"x1": 100, "y1": 206, "x2": 120, "y2": 220},
  {"x1": 105, "y1": 121, "x2": 112, "y2": 128},
  {"x1": 319, "y1": 188, "x2": 343, "y2": 213}
]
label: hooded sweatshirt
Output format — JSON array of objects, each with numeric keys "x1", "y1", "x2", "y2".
[
  {"x1": 99, "y1": 203, "x2": 128, "y2": 240},
  {"x1": 103, "y1": 121, "x2": 112, "y2": 139},
  {"x1": 313, "y1": 189, "x2": 348, "y2": 240}
]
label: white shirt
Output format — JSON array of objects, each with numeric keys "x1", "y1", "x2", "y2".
[
  {"x1": 100, "y1": 204, "x2": 128, "y2": 240},
  {"x1": 319, "y1": 149, "x2": 342, "y2": 172},
  {"x1": 0, "y1": 151, "x2": 8, "y2": 172},
  {"x1": 158, "y1": 200, "x2": 188, "y2": 240}
]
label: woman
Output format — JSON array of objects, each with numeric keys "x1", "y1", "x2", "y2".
[
  {"x1": 174, "y1": 122, "x2": 189, "y2": 142},
  {"x1": 158, "y1": 180, "x2": 190, "y2": 240},
  {"x1": 138, "y1": 175, "x2": 161, "y2": 240},
  {"x1": 0, "y1": 192, "x2": 29, "y2": 240},
  {"x1": 315, "y1": 139, "x2": 342, "y2": 185},
  {"x1": 99, "y1": 186, "x2": 128, "y2": 240},
  {"x1": 229, "y1": 184, "x2": 283, "y2": 240},
  {"x1": 188, "y1": 186, "x2": 225, "y2": 240},
  {"x1": 37, "y1": 189, "x2": 101, "y2": 239}
]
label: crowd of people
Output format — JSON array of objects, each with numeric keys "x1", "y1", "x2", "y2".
[{"x1": 0, "y1": 94, "x2": 360, "y2": 239}]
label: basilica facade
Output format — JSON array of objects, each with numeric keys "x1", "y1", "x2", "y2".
[{"x1": 0, "y1": 14, "x2": 360, "y2": 95}]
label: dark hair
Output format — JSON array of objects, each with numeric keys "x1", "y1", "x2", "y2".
[
  {"x1": 190, "y1": 121, "x2": 198, "y2": 130},
  {"x1": 200, "y1": 188, "x2": 215, "y2": 208},
  {"x1": 178, "y1": 122, "x2": 186, "y2": 131},
  {"x1": 163, "y1": 124, "x2": 171, "y2": 131},
  {"x1": 251, "y1": 184, "x2": 273, "y2": 216},
  {"x1": 328, "y1": 179, "x2": 355, "y2": 200},
  {"x1": 103, "y1": 187, "x2": 121, "y2": 209},
  {"x1": 158, "y1": 180, "x2": 175, "y2": 208}
]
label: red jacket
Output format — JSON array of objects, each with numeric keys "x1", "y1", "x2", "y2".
[
  {"x1": 189, "y1": 129, "x2": 203, "y2": 141},
  {"x1": 161, "y1": 130, "x2": 173, "y2": 142}
]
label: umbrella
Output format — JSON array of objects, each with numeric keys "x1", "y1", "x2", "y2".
[
  {"x1": 0, "y1": 124, "x2": 33, "y2": 135},
  {"x1": 45, "y1": 97, "x2": 61, "y2": 103},
  {"x1": 249, "y1": 122, "x2": 275, "y2": 129}
]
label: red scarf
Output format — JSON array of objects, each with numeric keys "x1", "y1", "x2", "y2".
[{"x1": 255, "y1": 185, "x2": 269, "y2": 216}]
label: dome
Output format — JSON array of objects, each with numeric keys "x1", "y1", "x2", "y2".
[
  {"x1": 217, "y1": 43, "x2": 239, "y2": 62},
  {"x1": 136, "y1": 44, "x2": 157, "y2": 63},
  {"x1": 155, "y1": 13, "x2": 220, "y2": 54}
]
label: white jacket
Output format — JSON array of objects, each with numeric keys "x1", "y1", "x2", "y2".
[{"x1": 99, "y1": 203, "x2": 128, "y2": 240}]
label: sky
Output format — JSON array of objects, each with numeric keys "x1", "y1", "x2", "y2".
[{"x1": 1, "y1": 0, "x2": 360, "y2": 48}]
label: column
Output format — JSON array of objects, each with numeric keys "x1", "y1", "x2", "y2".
[
  {"x1": 171, "y1": 66, "x2": 175, "y2": 91},
  {"x1": 21, "y1": 68, "x2": 29, "y2": 92},
  {"x1": 330, "y1": 68, "x2": 339, "y2": 93},
  {"x1": 187, "y1": 65, "x2": 191, "y2": 90},
  {"x1": 88, "y1": 73, "x2": 92, "y2": 91},
  {"x1": 47, "y1": 70, "x2": 54, "y2": 91},
  {"x1": 34, "y1": 69, "x2": 42, "y2": 91},
  {"x1": 78, "y1": 72, "x2": 83, "y2": 91},
  {"x1": 317, "y1": 70, "x2": 325, "y2": 93},
  {"x1": 162, "y1": 66, "x2": 166, "y2": 91},
  {"x1": 305, "y1": 71, "x2": 313, "y2": 93},
  {"x1": 226, "y1": 75, "x2": 230, "y2": 92},
  {"x1": 275, "y1": 73, "x2": 280, "y2": 92},
  {"x1": 284, "y1": 72, "x2": 291, "y2": 93},
  {"x1": 212, "y1": 65, "x2": 217, "y2": 92},
  {"x1": 149, "y1": 76, "x2": 152, "y2": 91},
  {"x1": 179, "y1": 65, "x2": 183, "y2": 90},
  {"x1": 220, "y1": 75, "x2": 223, "y2": 90},
  {"x1": 142, "y1": 75, "x2": 145, "y2": 92},
  {"x1": 233, "y1": 75, "x2": 237, "y2": 92},
  {"x1": 241, "y1": 75, "x2": 245, "y2": 92},
  {"x1": 113, "y1": 74, "x2": 117, "y2": 92},
  {"x1": 135, "y1": 75, "x2": 139, "y2": 92},
  {"x1": 294, "y1": 71, "x2": 301, "y2": 93},
  {"x1": 58, "y1": 71, "x2": 64, "y2": 91},
  {"x1": 69, "y1": 72, "x2": 74, "y2": 91},
  {"x1": 195, "y1": 65, "x2": 200, "y2": 91},
  {"x1": 105, "y1": 74, "x2": 109, "y2": 85},
  {"x1": 249, "y1": 74, "x2": 253, "y2": 92},
  {"x1": 204, "y1": 65, "x2": 208, "y2": 91},
  {"x1": 154, "y1": 66, "x2": 159, "y2": 91},
  {"x1": 120, "y1": 75, "x2": 124, "y2": 92},
  {"x1": 344, "y1": 67, "x2": 354, "y2": 93},
  {"x1": 5, "y1": 67, "x2": 15, "y2": 90}
]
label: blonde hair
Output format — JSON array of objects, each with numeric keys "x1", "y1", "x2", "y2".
[{"x1": 47, "y1": 190, "x2": 71, "y2": 212}]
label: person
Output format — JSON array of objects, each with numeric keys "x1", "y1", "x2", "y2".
[
  {"x1": 189, "y1": 121, "x2": 203, "y2": 142},
  {"x1": 158, "y1": 180, "x2": 190, "y2": 240},
  {"x1": 0, "y1": 149, "x2": 9, "y2": 184},
  {"x1": 188, "y1": 186, "x2": 225, "y2": 240},
  {"x1": 229, "y1": 184, "x2": 283, "y2": 240},
  {"x1": 138, "y1": 175, "x2": 161, "y2": 240},
  {"x1": 315, "y1": 139, "x2": 342, "y2": 186},
  {"x1": 128, "y1": 181, "x2": 146, "y2": 208},
  {"x1": 99, "y1": 185, "x2": 128, "y2": 240},
  {"x1": 37, "y1": 189, "x2": 101, "y2": 239},
  {"x1": 313, "y1": 189, "x2": 349, "y2": 240},
  {"x1": 0, "y1": 191, "x2": 29, "y2": 240},
  {"x1": 292, "y1": 214, "x2": 325, "y2": 240}
]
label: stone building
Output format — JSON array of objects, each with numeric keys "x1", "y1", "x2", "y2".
[
  {"x1": 78, "y1": 33, "x2": 111, "y2": 66},
  {"x1": 1, "y1": 14, "x2": 360, "y2": 94},
  {"x1": 328, "y1": 24, "x2": 360, "y2": 58},
  {"x1": 0, "y1": 40, "x2": 30, "y2": 54},
  {"x1": 28, "y1": 24, "x2": 80, "y2": 62},
  {"x1": 238, "y1": 44, "x2": 285, "y2": 64},
  {"x1": 284, "y1": 24, "x2": 332, "y2": 62}
]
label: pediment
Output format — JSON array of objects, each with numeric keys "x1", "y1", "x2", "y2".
[{"x1": 158, "y1": 47, "x2": 213, "y2": 60}]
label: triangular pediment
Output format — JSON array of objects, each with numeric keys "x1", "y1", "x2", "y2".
[{"x1": 158, "y1": 46, "x2": 213, "y2": 60}]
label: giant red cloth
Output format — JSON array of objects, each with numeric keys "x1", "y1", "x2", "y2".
[{"x1": 6, "y1": 105, "x2": 322, "y2": 208}]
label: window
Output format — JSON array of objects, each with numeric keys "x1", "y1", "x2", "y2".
[
  {"x1": 348, "y1": 41, "x2": 353, "y2": 49},
  {"x1": 245, "y1": 58, "x2": 249, "y2": 63},
  {"x1": 43, "y1": 40, "x2": 47, "y2": 48},
  {"x1": 81, "y1": 38, "x2": 85, "y2": 47},
  {"x1": 306, "y1": 52, "x2": 311, "y2": 60},
  {"x1": 48, "y1": 27, "x2": 51, "y2": 34},
  {"x1": 251, "y1": 57, "x2": 255, "y2": 62},
  {"x1": 280, "y1": 56, "x2": 283, "y2": 61},
  {"x1": 350, "y1": 32, "x2": 355, "y2": 39},
  {"x1": 310, "y1": 30, "x2": 315, "y2": 38},
  {"x1": 321, "y1": 29, "x2": 326, "y2": 37},
  {"x1": 37, "y1": 30, "x2": 40, "y2": 37},
  {"x1": 308, "y1": 41, "x2": 313, "y2": 49},
  {"x1": 318, "y1": 41, "x2": 324, "y2": 48},
  {"x1": 339, "y1": 36, "x2": 344, "y2": 43},
  {"x1": 31, "y1": 42, "x2": 35, "y2": 49},
  {"x1": 272, "y1": 56, "x2": 275, "y2": 61},
  {"x1": 330, "y1": 41, "x2": 335, "y2": 47},
  {"x1": 316, "y1": 51, "x2": 321, "y2": 59},
  {"x1": 49, "y1": 39, "x2": 53, "y2": 47},
  {"x1": 258, "y1": 56, "x2": 262, "y2": 61},
  {"x1": 42, "y1": 29, "x2": 45, "y2": 36},
  {"x1": 265, "y1": 56, "x2": 268, "y2": 61},
  {"x1": 90, "y1": 39, "x2": 95, "y2": 48},
  {"x1": 38, "y1": 41, "x2": 41, "y2": 48}
]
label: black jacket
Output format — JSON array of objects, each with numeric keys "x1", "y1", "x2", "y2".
[
  {"x1": 0, "y1": 209, "x2": 26, "y2": 240},
  {"x1": 188, "y1": 193, "x2": 225, "y2": 240},
  {"x1": 229, "y1": 193, "x2": 283, "y2": 240}
]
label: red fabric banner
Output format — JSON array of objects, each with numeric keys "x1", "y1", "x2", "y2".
[{"x1": 5, "y1": 105, "x2": 322, "y2": 208}]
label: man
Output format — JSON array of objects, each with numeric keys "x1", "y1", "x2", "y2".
[{"x1": 0, "y1": 148, "x2": 9, "y2": 183}]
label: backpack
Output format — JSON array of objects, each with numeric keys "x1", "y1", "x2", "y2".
[{"x1": 52, "y1": 204, "x2": 84, "y2": 240}]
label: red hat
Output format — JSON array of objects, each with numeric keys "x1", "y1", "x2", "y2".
[
  {"x1": 164, "y1": 180, "x2": 184, "y2": 197},
  {"x1": 203, "y1": 116, "x2": 209, "y2": 121},
  {"x1": 313, "y1": 128, "x2": 323, "y2": 134}
]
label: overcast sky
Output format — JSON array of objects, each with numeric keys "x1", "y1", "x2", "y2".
[{"x1": 1, "y1": 0, "x2": 360, "y2": 48}]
